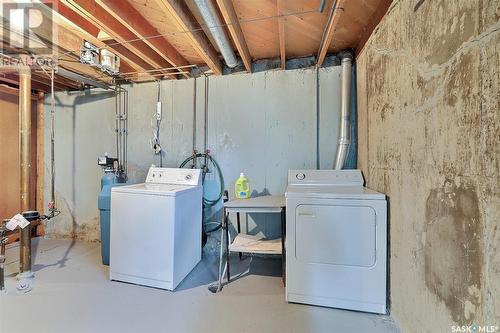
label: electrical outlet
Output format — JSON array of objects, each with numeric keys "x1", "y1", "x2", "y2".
[{"x1": 156, "y1": 101, "x2": 162, "y2": 121}]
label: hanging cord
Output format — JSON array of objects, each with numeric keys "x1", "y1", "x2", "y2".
[
  {"x1": 151, "y1": 81, "x2": 162, "y2": 166},
  {"x1": 192, "y1": 77, "x2": 197, "y2": 154}
]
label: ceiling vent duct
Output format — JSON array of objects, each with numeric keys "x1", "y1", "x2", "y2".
[{"x1": 194, "y1": 0, "x2": 238, "y2": 68}]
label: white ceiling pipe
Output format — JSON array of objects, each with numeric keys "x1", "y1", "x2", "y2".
[{"x1": 194, "y1": 0, "x2": 239, "y2": 68}]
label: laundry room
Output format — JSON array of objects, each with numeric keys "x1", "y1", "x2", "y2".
[{"x1": 1, "y1": 1, "x2": 499, "y2": 333}]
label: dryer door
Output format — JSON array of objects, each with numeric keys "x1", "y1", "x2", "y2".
[
  {"x1": 295, "y1": 204, "x2": 376, "y2": 267},
  {"x1": 286, "y1": 198, "x2": 387, "y2": 314}
]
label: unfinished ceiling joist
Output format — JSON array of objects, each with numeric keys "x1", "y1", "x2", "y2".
[
  {"x1": 154, "y1": 0, "x2": 223, "y2": 75},
  {"x1": 50, "y1": 1, "x2": 155, "y2": 80},
  {"x1": 95, "y1": 0, "x2": 191, "y2": 79},
  {"x1": 0, "y1": 0, "x2": 391, "y2": 91},
  {"x1": 215, "y1": 0, "x2": 252, "y2": 73},
  {"x1": 62, "y1": 0, "x2": 179, "y2": 79},
  {"x1": 316, "y1": 0, "x2": 345, "y2": 67},
  {"x1": 0, "y1": 3, "x2": 113, "y2": 89},
  {"x1": 0, "y1": 73, "x2": 53, "y2": 92}
]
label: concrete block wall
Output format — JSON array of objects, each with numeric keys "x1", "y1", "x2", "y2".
[
  {"x1": 356, "y1": 0, "x2": 500, "y2": 331},
  {"x1": 44, "y1": 67, "x2": 342, "y2": 248}
]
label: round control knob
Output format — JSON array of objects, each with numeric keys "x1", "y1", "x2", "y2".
[{"x1": 296, "y1": 173, "x2": 306, "y2": 180}]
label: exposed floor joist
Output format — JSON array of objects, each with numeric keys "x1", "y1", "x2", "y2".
[
  {"x1": 50, "y1": 0, "x2": 155, "y2": 81},
  {"x1": 0, "y1": 74, "x2": 53, "y2": 92},
  {"x1": 0, "y1": 7, "x2": 112, "y2": 89},
  {"x1": 216, "y1": 0, "x2": 252, "y2": 73},
  {"x1": 316, "y1": 0, "x2": 346, "y2": 66},
  {"x1": 50, "y1": 0, "x2": 100, "y2": 38},
  {"x1": 154, "y1": 0, "x2": 222, "y2": 75},
  {"x1": 96, "y1": 0, "x2": 190, "y2": 79},
  {"x1": 62, "y1": 0, "x2": 179, "y2": 79}
]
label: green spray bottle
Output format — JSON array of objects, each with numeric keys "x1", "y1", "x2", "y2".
[{"x1": 235, "y1": 173, "x2": 250, "y2": 199}]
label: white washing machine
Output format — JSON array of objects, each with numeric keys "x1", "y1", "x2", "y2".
[
  {"x1": 110, "y1": 167, "x2": 202, "y2": 291},
  {"x1": 285, "y1": 169, "x2": 387, "y2": 314}
]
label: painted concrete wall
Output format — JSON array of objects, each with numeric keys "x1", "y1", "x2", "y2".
[
  {"x1": 356, "y1": 0, "x2": 499, "y2": 331},
  {"x1": 44, "y1": 67, "x2": 342, "y2": 247}
]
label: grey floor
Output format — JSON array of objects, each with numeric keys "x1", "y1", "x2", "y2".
[{"x1": 0, "y1": 238, "x2": 399, "y2": 333}]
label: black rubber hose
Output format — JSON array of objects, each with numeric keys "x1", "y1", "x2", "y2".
[{"x1": 179, "y1": 153, "x2": 225, "y2": 208}]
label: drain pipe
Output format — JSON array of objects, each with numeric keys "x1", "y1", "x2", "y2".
[
  {"x1": 194, "y1": 0, "x2": 238, "y2": 68},
  {"x1": 333, "y1": 53, "x2": 353, "y2": 170}
]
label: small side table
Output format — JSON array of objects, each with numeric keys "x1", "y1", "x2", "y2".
[{"x1": 221, "y1": 195, "x2": 286, "y2": 285}]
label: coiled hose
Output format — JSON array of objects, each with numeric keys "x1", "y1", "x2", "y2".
[{"x1": 179, "y1": 152, "x2": 225, "y2": 209}]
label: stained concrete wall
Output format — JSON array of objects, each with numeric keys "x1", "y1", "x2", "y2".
[
  {"x1": 44, "y1": 67, "x2": 342, "y2": 247},
  {"x1": 356, "y1": 0, "x2": 499, "y2": 331}
]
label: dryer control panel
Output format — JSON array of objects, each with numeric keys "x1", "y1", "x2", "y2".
[
  {"x1": 288, "y1": 169, "x2": 364, "y2": 186},
  {"x1": 145, "y1": 167, "x2": 202, "y2": 186}
]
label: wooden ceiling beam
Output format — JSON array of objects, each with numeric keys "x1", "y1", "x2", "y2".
[
  {"x1": 0, "y1": 5, "x2": 113, "y2": 87},
  {"x1": 215, "y1": 0, "x2": 252, "y2": 73},
  {"x1": 0, "y1": 73, "x2": 52, "y2": 92},
  {"x1": 154, "y1": 0, "x2": 222, "y2": 75},
  {"x1": 44, "y1": 1, "x2": 100, "y2": 37},
  {"x1": 31, "y1": 73, "x2": 70, "y2": 90},
  {"x1": 33, "y1": 70, "x2": 82, "y2": 90},
  {"x1": 48, "y1": 1, "x2": 155, "y2": 81},
  {"x1": 102, "y1": 40, "x2": 164, "y2": 81},
  {"x1": 316, "y1": 0, "x2": 346, "y2": 66},
  {"x1": 277, "y1": 0, "x2": 286, "y2": 70},
  {"x1": 96, "y1": 0, "x2": 190, "y2": 78},
  {"x1": 62, "y1": 0, "x2": 178, "y2": 79}
]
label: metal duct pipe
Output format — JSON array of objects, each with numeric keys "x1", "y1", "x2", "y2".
[
  {"x1": 333, "y1": 53, "x2": 353, "y2": 170},
  {"x1": 194, "y1": 0, "x2": 239, "y2": 68}
]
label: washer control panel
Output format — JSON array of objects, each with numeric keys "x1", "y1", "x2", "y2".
[{"x1": 146, "y1": 167, "x2": 202, "y2": 186}]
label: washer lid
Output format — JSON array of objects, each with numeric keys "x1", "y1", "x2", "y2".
[
  {"x1": 111, "y1": 183, "x2": 198, "y2": 196},
  {"x1": 285, "y1": 185, "x2": 385, "y2": 200}
]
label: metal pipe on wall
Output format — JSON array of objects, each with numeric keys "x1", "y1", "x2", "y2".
[
  {"x1": 0, "y1": 220, "x2": 8, "y2": 292},
  {"x1": 333, "y1": 53, "x2": 353, "y2": 170}
]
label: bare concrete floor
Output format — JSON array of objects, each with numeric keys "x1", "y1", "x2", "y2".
[{"x1": 0, "y1": 238, "x2": 399, "y2": 333}]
